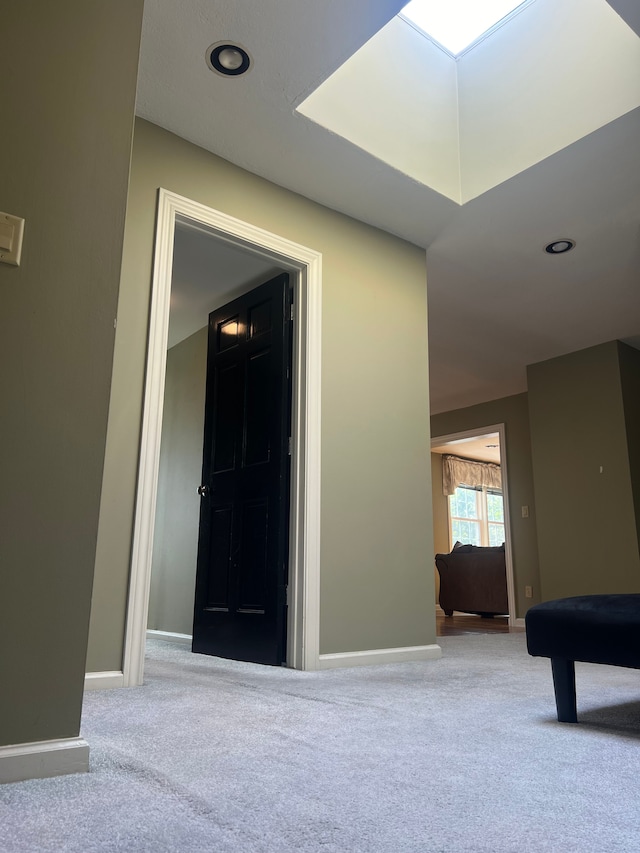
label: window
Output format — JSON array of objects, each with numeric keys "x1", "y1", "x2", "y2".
[
  {"x1": 400, "y1": 0, "x2": 530, "y2": 57},
  {"x1": 449, "y1": 485, "x2": 504, "y2": 548}
]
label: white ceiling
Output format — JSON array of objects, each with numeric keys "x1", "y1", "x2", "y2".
[
  {"x1": 137, "y1": 0, "x2": 640, "y2": 413},
  {"x1": 432, "y1": 433, "x2": 501, "y2": 464}
]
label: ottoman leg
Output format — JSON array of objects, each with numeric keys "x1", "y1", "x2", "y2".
[{"x1": 550, "y1": 658, "x2": 577, "y2": 723}]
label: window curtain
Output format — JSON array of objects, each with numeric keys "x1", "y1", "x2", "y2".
[{"x1": 441, "y1": 454, "x2": 502, "y2": 496}]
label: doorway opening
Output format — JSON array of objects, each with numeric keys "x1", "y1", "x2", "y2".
[
  {"x1": 122, "y1": 190, "x2": 322, "y2": 685},
  {"x1": 430, "y1": 424, "x2": 521, "y2": 634}
]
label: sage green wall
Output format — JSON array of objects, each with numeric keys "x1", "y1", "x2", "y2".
[
  {"x1": 528, "y1": 342, "x2": 640, "y2": 600},
  {"x1": 87, "y1": 119, "x2": 434, "y2": 668},
  {"x1": 148, "y1": 328, "x2": 208, "y2": 635},
  {"x1": 0, "y1": 2, "x2": 142, "y2": 745},
  {"x1": 619, "y1": 342, "x2": 640, "y2": 557},
  {"x1": 431, "y1": 394, "x2": 540, "y2": 617}
]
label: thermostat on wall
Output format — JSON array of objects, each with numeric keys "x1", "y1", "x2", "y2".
[{"x1": 0, "y1": 212, "x2": 25, "y2": 266}]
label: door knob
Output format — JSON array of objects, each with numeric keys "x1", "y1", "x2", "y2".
[{"x1": 197, "y1": 484, "x2": 210, "y2": 497}]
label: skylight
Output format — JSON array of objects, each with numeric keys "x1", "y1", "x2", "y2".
[{"x1": 400, "y1": 0, "x2": 530, "y2": 56}]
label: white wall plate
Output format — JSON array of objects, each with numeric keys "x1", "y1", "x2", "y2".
[{"x1": 0, "y1": 212, "x2": 25, "y2": 266}]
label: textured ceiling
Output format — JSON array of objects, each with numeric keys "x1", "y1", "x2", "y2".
[{"x1": 137, "y1": 0, "x2": 640, "y2": 413}]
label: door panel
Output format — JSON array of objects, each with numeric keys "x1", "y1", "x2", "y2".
[
  {"x1": 237, "y1": 499, "x2": 269, "y2": 612},
  {"x1": 192, "y1": 273, "x2": 291, "y2": 665},
  {"x1": 213, "y1": 363, "x2": 240, "y2": 472},
  {"x1": 207, "y1": 506, "x2": 233, "y2": 609},
  {"x1": 244, "y1": 350, "x2": 271, "y2": 466}
]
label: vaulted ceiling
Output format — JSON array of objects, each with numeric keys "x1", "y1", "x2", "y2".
[{"x1": 137, "y1": 0, "x2": 640, "y2": 413}]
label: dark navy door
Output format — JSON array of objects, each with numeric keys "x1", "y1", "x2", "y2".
[{"x1": 192, "y1": 273, "x2": 292, "y2": 665}]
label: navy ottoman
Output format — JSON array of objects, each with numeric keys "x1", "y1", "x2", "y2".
[{"x1": 526, "y1": 594, "x2": 640, "y2": 723}]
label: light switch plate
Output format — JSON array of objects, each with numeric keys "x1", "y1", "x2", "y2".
[{"x1": 0, "y1": 212, "x2": 25, "y2": 266}]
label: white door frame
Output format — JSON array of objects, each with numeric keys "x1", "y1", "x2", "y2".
[
  {"x1": 431, "y1": 423, "x2": 523, "y2": 628},
  {"x1": 122, "y1": 189, "x2": 322, "y2": 685}
]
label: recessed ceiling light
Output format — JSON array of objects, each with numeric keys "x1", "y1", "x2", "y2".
[
  {"x1": 544, "y1": 239, "x2": 575, "y2": 254},
  {"x1": 206, "y1": 42, "x2": 251, "y2": 77}
]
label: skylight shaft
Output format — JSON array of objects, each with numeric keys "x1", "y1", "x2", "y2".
[{"x1": 401, "y1": 0, "x2": 529, "y2": 56}]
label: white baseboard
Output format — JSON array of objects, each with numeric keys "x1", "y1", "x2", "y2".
[
  {"x1": 146, "y1": 629, "x2": 193, "y2": 645},
  {"x1": 84, "y1": 670, "x2": 125, "y2": 691},
  {"x1": 85, "y1": 632, "x2": 193, "y2": 691},
  {"x1": 0, "y1": 737, "x2": 89, "y2": 784},
  {"x1": 512, "y1": 617, "x2": 526, "y2": 628},
  {"x1": 318, "y1": 644, "x2": 442, "y2": 670}
]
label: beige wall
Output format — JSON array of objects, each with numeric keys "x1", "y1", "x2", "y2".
[
  {"x1": 430, "y1": 453, "x2": 450, "y2": 603},
  {"x1": 0, "y1": 2, "x2": 142, "y2": 745},
  {"x1": 87, "y1": 119, "x2": 434, "y2": 668},
  {"x1": 148, "y1": 328, "x2": 208, "y2": 636},
  {"x1": 527, "y1": 341, "x2": 640, "y2": 600},
  {"x1": 430, "y1": 453, "x2": 451, "y2": 557},
  {"x1": 619, "y1": 342, "x2": 640, "y2": 556},
  {"x1": 431, "y1": 393, "x2": 540, "y2": 618}
]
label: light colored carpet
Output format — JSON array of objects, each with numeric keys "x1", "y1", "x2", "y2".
[{"x1": 2, "y1": 634, "x2": 640, "y2": 852}]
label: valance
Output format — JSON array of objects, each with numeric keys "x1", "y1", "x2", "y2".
[{"x1": 442, "y1": 454, "x2": 502, "y2": 496}]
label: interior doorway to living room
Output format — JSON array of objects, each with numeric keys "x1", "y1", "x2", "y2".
[{"x1": 431, "y1": 425, "x2": 520, "y2": 636}]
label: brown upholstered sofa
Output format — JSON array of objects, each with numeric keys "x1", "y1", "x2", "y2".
[{"x1": 435, "y1": 544, "x2": 508, "y2": 617}]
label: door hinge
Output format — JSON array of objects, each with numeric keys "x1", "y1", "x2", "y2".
[
  {"x1": 288, "y1": 436, "x2": 292, "y2": 456},
  {"x1": 290, "y1": 303, "x2": 294, "y2": 321}
]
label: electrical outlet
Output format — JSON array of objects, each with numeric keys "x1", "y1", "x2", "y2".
[
  {"x1": 525, "y1": 585, "x2": 533, "y2": 599},
  {"x1": 521, "y1": 505, "x2": 529, "y2": 518}
]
